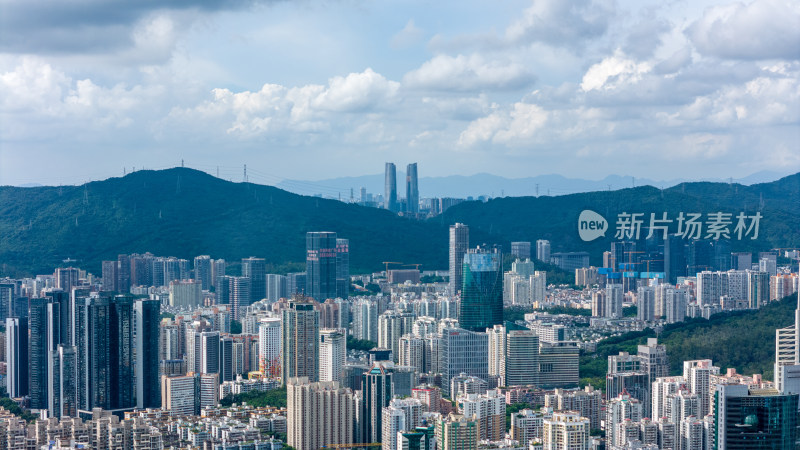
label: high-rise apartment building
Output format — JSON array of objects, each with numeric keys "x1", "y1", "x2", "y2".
[
  {"x1": 282, "y1": 297, "x2": 320, "y2": 383},
  {"x1": 449, "y1": 223, "x2": 469, "y2": 296},
  {"x1": 266, "y1": 274, "x2": 288, "y2": 302},
  {"x1": 542, "y1": 412, "x2": 589, "y2": 450},
  {"x1": 436, "y1": 414, "x2": 479, "y2": 450},
  {"x1": 458, "y1": 389, "x2": 505, "y2": 441},
  {"x1": 361, "y1": 363, "x2": 394, "y2": 443},
  {"x1": 545, "y1": 387, "x2": 602, "y2": 431},
  {"x1": 683, "y1": 359, "x2": 720, "y2": 418},
  {"x1": 102, "y1": 260, "x2": 118, "y2": 292},
  {"x1": 6, "y1": 316, "x2": 28, "y2": 399},
  {"x1": 134, "y1": 299, "x2": 161, "y2": 409},
  {"x1": 287, "y1": 378, "x2": 356, "y2": 450},
  {"x1": 199, "y1": 331, "x2": 220, "y2": 375},
  {"x1": 319, "y1": 329, "x2": 346, "y2": 383},
  {"x1": 55, "y1": 267, "x2": 79, "y2": 293},
  {"x1": 161, "y1": 373, "x2": 219, "y2": 416},
  {"x1": 460, "y1": 246, "x2": 503, "y2": 332},
  {"x1": 605, "y1": 284, "x2": 623, "y2": 319},
  {"x1": 306, "y1": 232, "x2": 338, "y2": 302},
  {"x1": 258, "y1": 317, "x2": 281, "y2": 376},
  {"x1": 168, "y1": 279, "x2": 202, "y2": 309},
  {"x1": 606, "y1": 391, "x2": 643, "y2": 448},
  {"x1": 48, "y1": 344, "x2": 77, "y2": 419},
  {"x1": 406, "y1": 163, "x2": 419, "y2": 214},
  {"x1": 378, "y1": 311, "x2": 416, "y2": 363}
]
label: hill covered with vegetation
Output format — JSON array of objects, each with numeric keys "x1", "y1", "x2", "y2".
[
  {"x1": 1, "y1": 168, "x2": 797, "y2": 277},
  {"x1": 580, "y1": 294, "x2": 798, "y2": 390}
]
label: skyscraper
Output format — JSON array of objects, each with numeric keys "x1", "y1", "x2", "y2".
[
  {"x1": 193, "y1": 255, "x2": 213, "y2": 291},
  {"x1": 200, "y1": 331, "x2": 220, "y2": 375},
  {"x1": 134, "y1": 299, "x2": 161, "y2": 409},
  {"x1": 361, "y1": 363, "x2": 394, "y2": 443},
  {"x1": 449, "y1": 223, "x2": 469, "y2": 296},
  {"x1": 714, "y1": 384, "x2": 798, "y2": 449},
  {"x1": 510, "y1": 242, "x2": 531, "y2": 260},
  {"x1": 319, "y1": 328, "x2": 346, "y2": 383},
  {"x1": 536, "y1": 240, "x2": 551, "y2": 264},
  {"x1": 48, "y1": 344, "x2": 77, "y2": 418},
  {"x1": 459, "y1": 246, "x2": 503, "y2": 331},
  {"x1": 6, "y1": 316, "x2": 28, "y2": 398},
  {"x1": 336, "y1": 238, "x2": 350, "y2": 299},
  {"x1": 242, "y1": 257, "x2": 267, "y2": 303},
  {"x1": 117, "y1": 254, "x2": 131, "y2": 293},
  {"x1": 259, "y1": 318, "x2": 281, "y2": 376},
  {"x1": 406, "y1": 163, "x2": 419, "y2": 214},
  {"x1": 306, "y1": 232, "x2": 338, "y2": 302},
  {"x1": 282, "y1": 297, "x2": 320, "y2": 383},
  {"x1": 102, "y1": 260, "x2": 118, "y2": 291},
  {"x1": 287, "y1": 378, "x2": 356, "y2": 450},
  {"x1": 385, "y1": 162, "x2": 397, "y2": 212}
]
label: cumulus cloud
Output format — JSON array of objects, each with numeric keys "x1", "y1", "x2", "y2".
[
  {"x1": 458, "y1": 102, "x2": 548, "y2": 147},
  {"x1": 505, "y1": 0, "x2": 613, "y2": 49},
  {"x1": 581, "y1": 51, "x2": 651, "y2": 91},
  {"x1": 686, "y1": 0, "x2": 800, "y2": 60},
  {"x1": 391, "y1": 20, "x2": 425, "y2": 49},
  {"x1": 404, "y1": 54, "x2": 536, "y2": 91}
]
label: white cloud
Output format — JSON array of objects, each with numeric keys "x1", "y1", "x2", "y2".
[
  {"x1": 505, "y1": 0, "x2": 613, "y2": 49},
  {"x1": 458, "y1": 102, "x2": 548, "y2": 147},
  {"x1": 404, "y1": 54, "x2": 535, "y2": 91},
  {"x1": 391, "y1": 20, "x2": 424, "y2": 49},
  {"x1": 686, "y1": 0, "x2": 800, "y2": 60},
  {"x1": 581, "y1": 51, "x2": 652, "y2": 91}
]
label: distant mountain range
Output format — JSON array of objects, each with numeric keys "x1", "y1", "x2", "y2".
[
  {"x1": 277, "y1": 170, "x2": 792, "y2": 199},
  {"x1": 1, "y1": 168, "x2": 797, "y2": 277}
]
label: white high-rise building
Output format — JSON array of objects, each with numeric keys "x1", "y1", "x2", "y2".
[
  {"x1": 378, "y1": 311, "x2": 415, "y2": 363},
  {"x1": 775, "y1": 291, "x2": 800, "y2": 394},
  {"x1": 488, "y1": 324, "x2": 506, "y2": 381},
  {"x1": 542, "y1": 412, "x2": 589, "y2": 450},
  {"x1": 665, "y1": 287, "x2": 687, "y2": 324},
  {"x1": 449, "y1": 223, "x2": 470, "y2": 295},
  {"x1": 605, "y1": 284, "x2": 623, "y2": 319},
  {"x1": 398, "y1": 335, "x2": 425, "y2": 373},
  {"x1": 536, "y1": 240, "x2": 551, "y2": 264},
  {"x1": 458, "y1": 389, "x2": 506, "y2": 441},
  {"x1": 319, "y1": 329, "x2": 346, "y2": 383},
  {"x1": 287, "y1": 378, "x2": 356, "y2": 450},
  {"x1": 531, "y1": 271, "x2": 547, "y2": 304},
  {"x1": 258, "y1": 317, "x2": 281, "y2": 375},
  {"x1": 168, "y1": 280, "x2": 202, "y2": 308},
  {"x1": 683, "y1": 360, "x2": 719, "y2": 418},
  {"x1": 651, "y1": 376, "x2": 686, "y2": 420},
  {"x1": 606, "y1": 392, "x2": 643, "y2": 448},
  {"x1": 382, "y1": 406, "x2": 406, "y2": 450},
  {"x1": 637, "y1": 286, "x2": 656, "y2": 322},
  {"x1": 697, "y1": 271, "x2": 727, "y2": 306}
]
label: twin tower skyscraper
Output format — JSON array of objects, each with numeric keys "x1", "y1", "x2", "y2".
[{"x1": 384, "y1": 162, "x2": 418, "y2": 214}]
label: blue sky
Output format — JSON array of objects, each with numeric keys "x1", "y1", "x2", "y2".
[{"x1": 1, "y1": 0, "x2": 798, "y2": 185}]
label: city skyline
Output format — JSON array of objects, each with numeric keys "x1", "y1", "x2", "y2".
[{"x1": 2, "y1": 0, "x2": 799, "y2": 186}]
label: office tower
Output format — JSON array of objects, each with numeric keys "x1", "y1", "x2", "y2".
[
  {"x1": 759, "y1": 252, "x2": 778, "y2": 276},
  {"x1": 6, "y1": 317, "x2": 28, "y2": 398},
  {"x1": 683, "y1": 360, "x2": 719, "y2": 418},
  {"x1": 282, "y1": 297, "x2": 320, "y2": 383},
  {"x1": 212, "y1": 258, "x2": 226, "y2": 290},
  {"x1": 320, "y1": 329, "x2": 346, "y2": 383},
  {"x1": 168, "y1": 279, "x2": 202, "y2": 309},
  {"x1": 536, "y1": 240, "x2": 551, "y2": 263},
  {"x1": 545, "y1": 387, "x2": 602, "y2": 431},
  {"x1": 747, "y1": 271, "x2": 770, "y2": 309},
  {"x1": 385, "y1": 162, "x2": 398, "y2": 212},
  {"x1": 161, "y1": 373, "x2": 219, "y2": 416},
  {"x1": 361, "y1": 363, "x2": 394, "y2": 443},
  {"x1": 29, "y1": 297, "x2": 52, "y2": 409},
  {"x1": 458, "y1": 389, "x2": 505, "y2": 441},
  {"x1": 449, "y1": 223, "x2": 469, "y2": 296},
  {"x1": 199, "y1": 331, "x2": 220, "y2": 375},
  {"x1": 664, "y1": 234, "x2": 687, "y2": 284},
  {"x1": 487, "y1": 325, "x2": 506, "y2": 382},
  {"x1": 306, "y1": 232, "x2": 338, "y2": 302},
  {"x1": 242, "y1": 257, "x2": 267, "y2": 303},
  {"x1": 687, "y1": 240, "x2": 713, "y2": 275},
  {"x1": 287, "y1": 378, "x2": 355, "y2": 450},
  {"x1": 117, "y1": 254, "x2": 131, "y2": 293},
  {"x1": 265, "y1": 274, "x2": 287, "y2": 302},
  {"x1": 436, "y1": 414, "x2": 479, "y2": 450},
  {"x1": 505, "y1": 330, "x2": 539, "y2": 387},
  {"x1": 440, "y1": 327, "x2": 489, "y2": 397},
  {"x1": 218, "y1": 336, "x2": 234, "y2": 382},
  {"x1": 55, "y1": 267, "x2": 79, "y2": 292},
  {"x1": 335, "y1": 238, "x2": 350, "y2": 299},
  {"x1": 605, "y1": 284, "x2": 623, "y2": 318},
  {"x1": 378, "y1": 311, "x2": 416, "y2": 363},
  {"x1": 542, "y1": 412, "x2": 589, "y2": 450},
  {"x1": 459, "y1": 246, "x2": 502, "y2": 331},
  {"x1": 48, "y1": 344, "x2": 77, "y2": 418},
  {"x1": 406, "y1": 163, "x2": 419, "y2": 214},
  {"x1": 510, "y1": 241, "x2": 531, "y2": 260},
  {"x1": 258, "y1": 318, "x2": 281, "y2": 375},
  {"x1": 731, "y1": 252, "x2": 752, "y2": 271},
  {"x1": 102, "y1": 260, "x2": 118, "y2": 291},
  {"x1": 606, "y1": 391, "x2": 643, "y2": 448},
  {"x1": 134, "y1": 299, "x2": 161, "y2": 409},
  {"x1": 75, "y1": 293, "x2": 135, "y2": 415},
  {"x1": 193, "y1": 255, "x2": 213, "y2": 290},
  {"x1": 714, "y1": 383, "x2": 798, "y2": 449}
]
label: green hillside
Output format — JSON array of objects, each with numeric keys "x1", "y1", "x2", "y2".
[
  {"x1": 440, "y1": 174, "x2": 800, "y2": 266},
  {"x1": 580, "y1": 294, "x2": 799, "y2": 390},
  {"x1": 0, "y1": 168, "x2": 797, "y2": 277},
  {"x1": 0, "y1": 168, "x2": 456, "y2": 276}
]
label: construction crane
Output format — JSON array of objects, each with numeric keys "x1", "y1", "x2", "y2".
[
  {"x1": 320, "y1": 444, "x2": 382, "y2": 449},
  {"x1": 383, "y1": 261, "x2": 403, "y2": 274},
  {"x1": 404, "y1": 263, "x2": 422, "y2": 270}
]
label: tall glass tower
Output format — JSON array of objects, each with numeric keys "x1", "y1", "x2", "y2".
[
  {"x1": 306, "y1": 232, "x2": 338, "y2": 302},
  {"x1": 459, "y1": 246, "x2": 503, "y2": 331},
  {"x1": 385, "y1": 163, "x2": 397, "y2": 212},
  {"x1": 405, "y1": 163, "x2": 418, "y2": 214},
  {"x1": 449, "y1": 223, "x2": 469, "y2": 296}
]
